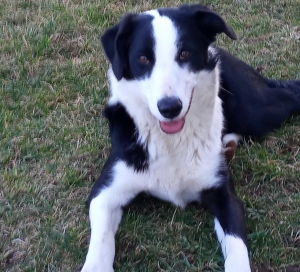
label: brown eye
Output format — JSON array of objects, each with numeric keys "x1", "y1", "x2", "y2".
[
  {"x1": 179, "y1": 50, "x2": 190, "y2": 59},
  {"x1": 139, "y1": 55, "x2": 149, "y2": 64}
]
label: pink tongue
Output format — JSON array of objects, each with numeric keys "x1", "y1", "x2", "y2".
[{"x1": 159, "y1": 118, "x2": 184, "y2": 134}]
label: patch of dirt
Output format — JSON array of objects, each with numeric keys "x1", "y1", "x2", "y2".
[
  {"x1": 49, "y1": 31, "x2": 89, "y2": 59},
  {"x1": 243, "y1": 32, "x2": 277, "y2": 45}
]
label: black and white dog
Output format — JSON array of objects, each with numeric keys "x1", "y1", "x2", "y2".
[{"x1": 81, "y1": 4, "x2": 300, "y2": 272}]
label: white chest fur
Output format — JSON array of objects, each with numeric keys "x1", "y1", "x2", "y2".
[
  {"x1": 145, "y1": 122, "x2": 223, "y2": 207},
  {"x1": 112, "y1": 103, "x2": 224, "y2": 208},
  {"x1": 146, "y1": 152, "x2": 222, "y2": 206}
]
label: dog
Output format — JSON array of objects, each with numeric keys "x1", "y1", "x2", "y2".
[{"x1": 81, "y1": 4, "x2": 300, "y2": 272}]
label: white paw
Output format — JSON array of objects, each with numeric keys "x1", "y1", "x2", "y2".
[
  {"x1": 222, "y1": 133, "x2": 241, "y2": 160},
  {"x1": 222, "y1": 133, "x2": 241, "y2": 147},
  {"x1": 222, "y1": 235, "x2": 251, "y2": 272},
  {"x1": 225, "y1": 255, "x2": 251, "y2": 272},
  {"x1": 81, "y1": 261, "x2": 114, "y2": 272}
]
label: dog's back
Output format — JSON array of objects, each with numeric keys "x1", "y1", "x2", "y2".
[{"x1": 219, "y1": 47, "x2": 300, "y2": 139}]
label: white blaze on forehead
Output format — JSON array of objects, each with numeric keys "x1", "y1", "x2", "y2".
[
  {"x1": 145, "y1": 10, "x2": 178, "y2": 69},
  {"x1": 137, "y1": 9, "x2": 197, "y2": 123}
]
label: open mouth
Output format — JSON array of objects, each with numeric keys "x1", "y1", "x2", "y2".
[
  {"x1": 159, "y1": 118, "x2": 185, "y2": 134},
  {"x1": 159, "y1": 89, "x2": 194, "y2": 134}
]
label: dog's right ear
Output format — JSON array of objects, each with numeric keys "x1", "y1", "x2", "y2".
[
  {"x1": 101, "y1": 14, "x2": 136, "y2": 81},
  {"x1": 179, "y1": 4, "x2": 237, "y2": 43}
]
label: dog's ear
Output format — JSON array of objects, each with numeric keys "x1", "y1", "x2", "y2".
[
  {"x1": 179, "y1": 4, "x2": 237, "y2": 42},
  {"x1": 101, "y1": 14, "x2": 136, "y2": 80}
]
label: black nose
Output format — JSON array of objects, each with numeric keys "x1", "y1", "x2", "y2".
[{"x1": 157, "y1": 97, "x2": 182, "y2": 119}]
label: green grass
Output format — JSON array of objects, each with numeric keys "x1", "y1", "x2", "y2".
[{"x1": 0, "y1": 0, "x2": 299, "y2": 271}]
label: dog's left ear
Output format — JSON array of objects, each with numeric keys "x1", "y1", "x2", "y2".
[
  {"x1": 180, "y1": 4, "x2": 237, "y2": 43},
  {"x1": 101, "y1": 13, "x2": 136, "y2": 80}
]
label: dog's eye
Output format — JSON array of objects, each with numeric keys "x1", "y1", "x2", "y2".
[
  {"x1": 139, "y1": 55, "x2": 149, "y2": 64},
  {"x1": 179, "y1": 50, "x2": 190, "y2": 59}
]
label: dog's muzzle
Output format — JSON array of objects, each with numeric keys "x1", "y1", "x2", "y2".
[{"x1": 158, "y1": 89, "x2": 194, "y2": 134}]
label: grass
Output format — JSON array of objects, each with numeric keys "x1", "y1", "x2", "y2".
[{"x1": 0, "y1": 0, "x2": 299, "y2": 271}]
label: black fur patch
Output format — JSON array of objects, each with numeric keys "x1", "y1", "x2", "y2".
[
  {"x1": 158, "y1": 7, "x2": 218, "y2": 72},
  {"x1": 104, "y1": 103, "x2": 149, "y2": 172},
  {"x1": 89, "y1": 103, "x2": 149, "y2": 203},
  {"x1": 101, "y1": 14, "x2": 155, "y2": 81},
  {"x1": 200, "y1": 161, "x2": 247, "y2": 245}
]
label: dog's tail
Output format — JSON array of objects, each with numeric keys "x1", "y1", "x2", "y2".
[{"x1": 267, "y1": 79, "x2": 300, "y2": 112}]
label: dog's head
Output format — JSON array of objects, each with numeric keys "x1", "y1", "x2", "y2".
[{"x1": 101, "y1": 4, "x2": 236, "y2": 134}]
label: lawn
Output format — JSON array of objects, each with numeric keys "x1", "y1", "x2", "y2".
[{"x1": 0, "y1": 0, "x2": 299, "y2": 271}]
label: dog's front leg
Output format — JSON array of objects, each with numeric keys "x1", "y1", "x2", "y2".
[
  {"x1": 81, "y1": 159, "x2": 142, "y2": 272},
  {"x1": 201, "y1": 173, "x2": 251, "y2": 272},
  {"x1": 81, "y1": 190, "x2": 123, "y2": 272}
]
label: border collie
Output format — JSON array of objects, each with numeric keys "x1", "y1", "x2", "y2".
[{"x1": 81, "y1": 4, "x2": 300, "y2": 272}]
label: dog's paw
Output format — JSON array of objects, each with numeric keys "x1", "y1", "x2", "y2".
[
  {"x1": 224, "y1": 140, "x2": 237, "y2": 161},
  {"x1": 81, "y1": 262, "x2": 114, "y2": 272},
  {"x1": 222, "y1": 133, "x2": 241, "y2": 161},
  {"x1": 224, "y1": 255, "x2": 251, "y2": 272}
]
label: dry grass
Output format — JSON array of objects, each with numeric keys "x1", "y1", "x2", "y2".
[{"x1": 0, "y1": 0, "x2": 299, "y2": 271}]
